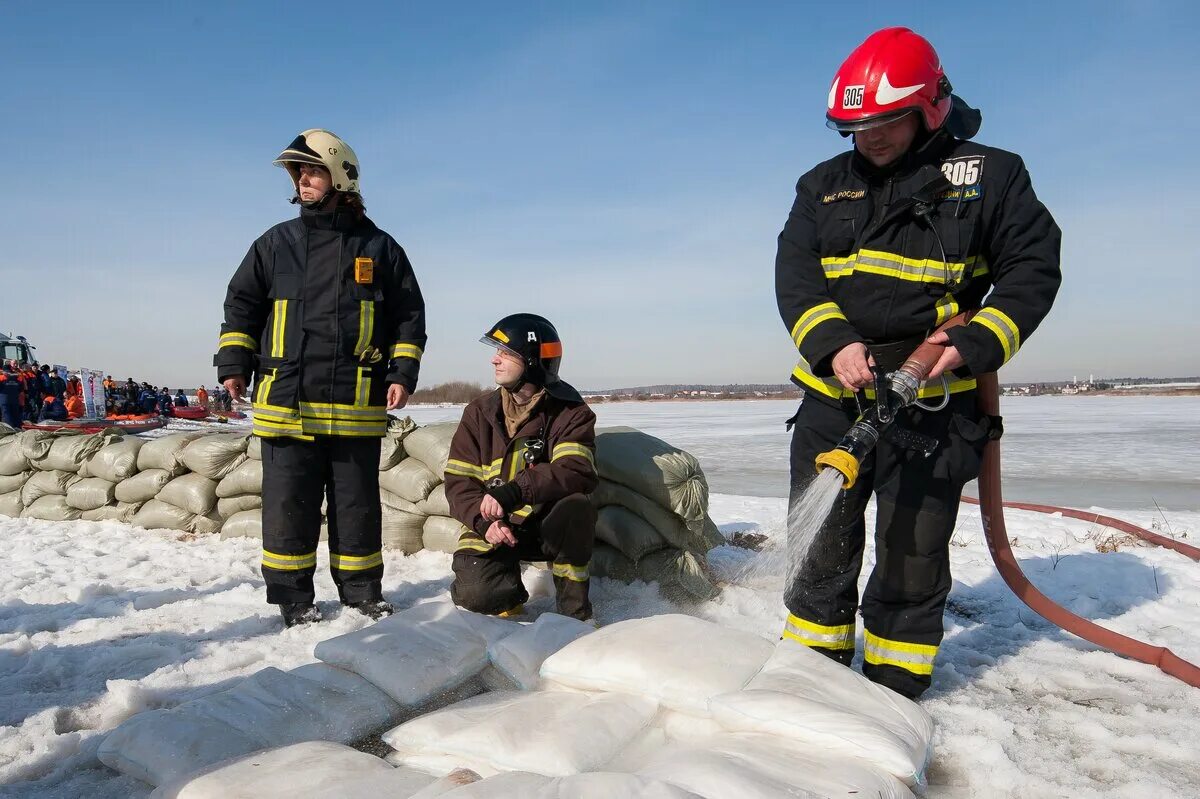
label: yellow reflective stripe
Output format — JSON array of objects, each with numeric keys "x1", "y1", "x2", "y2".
[
  {"x1": 355, "y1": 367, "x2": 371, "y2": 408},
  {"x1": 219, "y1": 332, "x2": 258, "y2": 350},
  {"x1": 298, "y1": 402, "x2": 387, "y2": 419},
  {"x1": 298, "y1": 418, "x2": 387, "y2": 436},
  {"x1": 254, "y1": 371, "x2": 276, "y2": 406},
  {"x1": 821, "y1": 249, "x2": 986, "y2": 285},
  {"x1": 511, "y1": 504, "x2": 534, "y2": 519},
  {"x1": 782, "y1": 613, "x2": 855, "y2": 650},
  {"x1": 456, "y1": 533, "x2": 493, "y2": 553},
  {"x1": 934, "y1": 294, "x2": 960, "y2": 327},
  {"x1": 262, "y1": 550, "x2": 317, "y2": 571},
  {"x1": 392, "y1": 343, "x2": 423, "y2": 361},
  {"x1": 789, "y1": 302, "x2": 848, "y2": 349},
  {"x1": 971, "y1": 307, "x2": 1021, "y2": 364},
  {"x1": 354, "y1": 301, "x2": 375, "y2": 357},
  {"x1": 863, "y1": 630, "x2": 937, "y2": 675},
  {"x1": 445, "y1": 458, "x2": 504, "y2": 482},
  {"x1": 551, "y1": 562, "x2": 589, "y2": 582},
  {"x1": 551, "y1": 443, "x2": 595, "y2": 467},
  {"x1": 330, "y1": 551, "x2": 383, "y2": 571},
  {"x1": 791, "y1": 359, "x2": 978, "y2": 400},
  {"x1": 271, "y1": 300, "x2": 288, "y2": 358},
  {"x1": 253, "y1": 417, "x2": 304, "y2": 433}
]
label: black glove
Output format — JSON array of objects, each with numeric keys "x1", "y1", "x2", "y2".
[{"x1": 485, "y1": 480, "x2": 523, "y2": 514}]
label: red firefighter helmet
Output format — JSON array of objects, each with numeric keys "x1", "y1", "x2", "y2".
[{"x1": 826, "y1": 27, "x2": 952, "y2": 133}]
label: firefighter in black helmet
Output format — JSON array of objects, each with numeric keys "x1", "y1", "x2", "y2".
[
  {"x1": 443, "y1": 314, "x2": 598, "y2": 621},
  {"x1": 215, "y1": 128, "x2": 427, "y2": 628}
]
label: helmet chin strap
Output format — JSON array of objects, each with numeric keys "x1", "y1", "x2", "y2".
[{"x1": 289, "y1": 189, "x2": 336, "y2": 209}]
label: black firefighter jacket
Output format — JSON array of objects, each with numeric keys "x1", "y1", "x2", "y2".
[
  {"x1": 216, "y1": 206, "x2": 426, "y2": 439},
  {"x1": 776, "y1": 128, "x2": 1061, "y2": 404}
]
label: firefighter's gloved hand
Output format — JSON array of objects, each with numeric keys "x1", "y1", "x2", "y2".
[
  {"x1": 484, "y1": 520, "x2": 517, "y2": 548},
  {"x1": 480, "y1": 494, "x2": 505, "y2": 522},
  {"x1": 924, "y1": 330, "x2": 966, "y2": 380},
  {"x1": 832, "y1": 343, "x2": 875, "y2": 391},
  {"x1": 485, "y1": 480, "x2": 523, "y2": 514}
]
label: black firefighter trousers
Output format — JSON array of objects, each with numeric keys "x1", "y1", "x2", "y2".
[
  {"x1": 451, "y1": 494, "x2": 596, "y2": 621},
  {"x1": 260, "y1": 436, "x2": 384, "y2": 606},
  {"x1": 783, "y1": 391, "x2": 989, "y2": 699}
]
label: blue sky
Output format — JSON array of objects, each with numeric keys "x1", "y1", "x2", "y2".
[{"x1": 1, "y1": 1, "x2": 1197, "y2": 389}]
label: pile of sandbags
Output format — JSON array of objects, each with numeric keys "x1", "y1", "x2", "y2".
[{"x1": 0, "y1": 416, "x2": 725, "y2": 600}]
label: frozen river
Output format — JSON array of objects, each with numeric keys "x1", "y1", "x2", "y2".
[{"x1": 400, "y1": 395, "x2": 1200, "y2": 512}]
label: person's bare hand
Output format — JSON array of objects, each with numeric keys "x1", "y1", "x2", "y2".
[
  {"x1": 387, "y1": 384, "x2": 409, "y2": 410},
  {"x1": 831, "y1": 343, "x2": 875, "y2": 391},
  {"x1": 484, "y1": 521, "x2": 517, "y2": 547},
  {"x1": 924, "y1": 331, "x2": 966, "y2": 380},
  {"x1": 223, "y1": 376, "x2": 247, "y2": 402},
  {"x1": 480, "y1": 495, "x2": 504, "y2": 522}
]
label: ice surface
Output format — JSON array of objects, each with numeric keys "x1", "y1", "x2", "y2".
[{"x1": 0, "y1": 398, "x2": 1197, "y2": 797}]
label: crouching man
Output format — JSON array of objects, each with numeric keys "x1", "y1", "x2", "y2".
[{"x1": 445, "y1": 314, "x2": 598, "y2": 621}]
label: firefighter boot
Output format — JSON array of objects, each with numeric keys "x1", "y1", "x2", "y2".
[{"x1": 280, "y1": 603, "x2": 322, "y2": 628}]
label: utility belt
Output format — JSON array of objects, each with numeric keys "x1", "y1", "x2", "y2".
[{"x1": 864, "y1": 335, "x2": 926, "y2": 373}]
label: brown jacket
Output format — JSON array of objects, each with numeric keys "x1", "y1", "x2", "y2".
[{"x1": 445, "y1": 389, "x2": 597, "y2": 550}]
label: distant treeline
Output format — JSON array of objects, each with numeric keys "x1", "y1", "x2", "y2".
[{"x1": 410, "y1": 381, "x2": 490, "y2": 404}]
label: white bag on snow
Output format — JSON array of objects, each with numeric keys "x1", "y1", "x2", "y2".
[
  {"x1": 708, "y1": 636, "x2": 934, "y2": 787},
  {"x1": 314, "y1": 598, "x2": 518, "y2": 707},
  {"x1": 487, "y1": 613, "x2": 594, "y2": 691},
  {"x1": 84, "y1": 435, "x2": 144, "y2": 482},
  {"x1": 0, "y1": 470, "x2": 30, "y2": 494},
  {"x1": 215, "y1": 458, "x2": 262, "y2": 497},
  {"x1": 116, "y1": 468, "x2": 172, "y2": 504},
  {"x1": 637, "y1": 732, "x2": 914, "y2": 799},
  {"x1": 34, "y1": 432, "x2": 106, "y2": 473},
  {"x1": 428, "y1": 771, "x2": 702, "y2": 798},
  {"x1": 22, "y1": 494, "x2": 83, "y2": 521},
  {"x1": 180, "y1": 433, "x2": 250, "y2": 480},
  {"x1": 539, "y1": 614, "x2": 773, "y2": 717},
  {"x1": 20, "y1": 468, "x2": 77, "y2": 506},
  {"x1": 150, "y1": 741, "x2": 433, "y2": 799},
  {"x1": 99, "y1": 663, "x2": 402, "y2": 787},
  {"x1": 0, "y1": 490, "x2": 22, "y2": 518},
  {"x1": 158, "y1": 473, "x2": 219, "y2": 516},
  {"x1": 137, "y1": 431, "x2": 208, "y2": 476},
  {"x1": 66, "y1": 477, "x2": 117, "y2": 510},
  {"x1": 384, "y1": 690, "x2": 658, "y2": 778}
]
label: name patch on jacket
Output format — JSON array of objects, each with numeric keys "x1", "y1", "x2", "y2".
[
  {"x1": 938, "y1": 156, "x2": 985, "y2": 202},
  {"x1": 821, "y1": 189, "x2": 866, "y2": 204}
]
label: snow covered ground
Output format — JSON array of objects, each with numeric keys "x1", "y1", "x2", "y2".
[{"x1": 1, "y1": 397, "x2": 1198, "y2": 797}]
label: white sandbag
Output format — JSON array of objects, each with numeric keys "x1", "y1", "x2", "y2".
[
  {"x1": 181, "y1": 433, "x2": 250, "y2": 480},
  {"x1": 99, "y1": 664, "x2": 403, "y2": 788},
  {"x1": 82, "y1": 502, "x2": 142, "y2": 523},
  {"x1": 594, "y1": 428, "x2": 708, "y2": 527},
  {"x1": 132, "y1": 499, "x2": 195, "y2": 532},
  {"x1": 591, "y1": 481, "x2": 722, "y2": 555},
  {"x1": 20, "y1": 469, "x2": 77, "y2": 506},
  {"x1": 380, "y1": 415, "x2": 419, "y2": 471},
  {"x1": 158, "y1": 473, "x2": 219, "y2": 517},
  {"x1": 191, "y1": 513, "x2": 223, "y2": 536},
  {"x1": 137, "y1": 431, "x2": 207, "y2": 476},
  {"x1": 590, "y1": 543, "x2": 638, "y2": 582},
  {"x1": 215, "y1": 458, "x2": 262, "y2": 497},
  {"x1": 708, "y1": 637, "x2": 934, "y2": 786},
  {"x1": 22, "y1": 494, "x2": 83, "y2": 521},
  {"x1": 424, "y1": 771, "x2": 701, "y2": 798},
  {"x1": 385, "y1": 690, "x2": 659, "y2": 778},
  {"x1": 219, "y1": 509, "x2": 261, "y2": 539},
  {"x1": 34, "y1": 433, "x2": 106, "y2": 473},
  {"x1": 487, "y1": 613, "x2": 594, "y2": 690},
  {"x1": 116, "y1": 468, "x2": 172, "y2": 503},
  {"x1": 217, "y1": 494, "x2": 261, "y2": 518},
  {"x1": 540, "y1": 615, "x2": 773, "y2": 717},
  {"x1": 84, "y1": 435, "x2": 145, "y2": 483},
  {"x1": 15, "y1": 429, "x2": 54, "y2": 462},
  {"x1": 380, "y1": 458, "x2": 439, "y2": 503},
  {"x1": 0, "y1": 436, "x2": 28, "y2": 476},
  {"x1": 0, "y1": 490, "x2": 22, "y2": 518},
  {"x1": 66, "y1": 477, "x2": 117, "y2": 510},
  {"x1": 0, "y1": 422, "x2": 14, "y2": 437},
  {"x1": 596, "y1": 504, "x2": 669, "y2": 562},
  {"x1": 637, "y1": 733, "x2": 913, "y2": 799},
  {"x1": 0, "y1": 470, "x2": 29, "y2": 494},
  {"x1": 314, "y1": 598, "x2": 518, "y2": 707},
  {"x1": 422, "y1": 515, "x2": 467, "y2": 554},
  {"x1": 404, "y1": 421, "x2": 458, "y2": 475},
  {"x1": 383, "y1": 505, "x2": 426, "y2": 553},
  {"x1": 416, "y1": 482, "x2": 451, "y2": 517},
  {"x1": 150, "y1": 741, "x2": 433, "y2": 799},
  {"x1": 381, "y1": 488, "x2": 423, "y2": 514},
  {"x1": 246, "y1": 436, "x2": 261, "y2": 460}
]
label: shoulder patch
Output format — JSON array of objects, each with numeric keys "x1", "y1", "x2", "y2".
[{"x1": 821, "y1": 189, "x2": 866, "y2": 204}]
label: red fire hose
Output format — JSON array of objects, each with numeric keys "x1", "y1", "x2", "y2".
[{"x1": 971, "y1": 372, "x2": 1200, "y2": 687}]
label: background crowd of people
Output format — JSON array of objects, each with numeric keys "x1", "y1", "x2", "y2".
[{"x1": 0, "y1": 360, "x2": 231, "y2": 428}]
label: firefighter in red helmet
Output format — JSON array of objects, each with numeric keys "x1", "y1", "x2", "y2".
[{"x1": 775, "y1": 28, "x2": 1061, "y2": 698}]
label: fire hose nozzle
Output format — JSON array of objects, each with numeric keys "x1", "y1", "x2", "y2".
[{"x1": 815, "y1": 448, "x2": 861, "y2": 490}]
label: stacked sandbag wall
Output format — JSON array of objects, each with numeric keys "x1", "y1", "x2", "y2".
[{"x1": 0, "y1": 417, "x2": 724, "y2": 600}]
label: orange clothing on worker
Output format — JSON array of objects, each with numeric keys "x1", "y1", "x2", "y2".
[
  {"x1": 196, "y1": 387, "x2": 209, "y2": 407},
  {"x1": 64, "y1": 395, "x2": 85, "y2": 419},
  {"x1": 66, "y1": 377, "x2": 82, "y2": 399}
]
